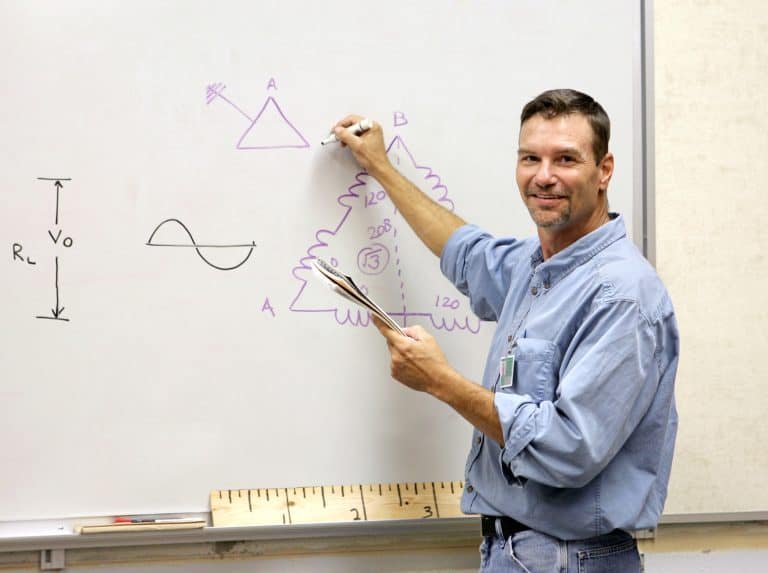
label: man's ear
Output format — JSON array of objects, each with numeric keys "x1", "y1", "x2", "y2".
[{"x1": 598, "y1": 152, "x2": 614, "y2": 192}]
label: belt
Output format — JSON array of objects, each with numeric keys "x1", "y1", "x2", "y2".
[{"x1": 481, "y1": 515, "x2": 529, "y2": 538}]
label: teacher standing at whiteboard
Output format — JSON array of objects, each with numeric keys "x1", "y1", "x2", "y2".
[{"x1": 331, "y1": 89, "x2": 678, "y2": 573}]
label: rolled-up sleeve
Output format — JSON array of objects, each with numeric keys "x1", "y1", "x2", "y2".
[
  {"x1": 440, "y1": 225, "x2": 530, "y2": 322},
  {"x1": 495, "y1": 299, "x2": 660, "y2": 488}
]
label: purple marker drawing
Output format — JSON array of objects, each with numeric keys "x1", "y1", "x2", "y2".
[
  {"x1": 289, "y1": 135, "x2": 480, "y2": 334},
  {"x1": 357, "y1": 243, "x2": 390, "y2": 275},
  {"x1": 393, "y1": 111, "x2": 408, "y2": 127},
  {"x1": 205, "y1": 81, "x2": 309, "y2": 150}
]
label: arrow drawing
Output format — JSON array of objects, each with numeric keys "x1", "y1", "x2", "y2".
[
  {"x1": 54, "y1": 180, "x2": 62, "y2": 225},
  {"x1": 36, "y1": 256, "x2": 68, "y2": 322},
  {"x1": 37, "y1": 177, "x2": 71, "y2": 225}
]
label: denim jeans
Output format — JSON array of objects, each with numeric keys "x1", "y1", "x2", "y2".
[{"x1": 478, "y1": 522, "x2": 642, "y2": 572}]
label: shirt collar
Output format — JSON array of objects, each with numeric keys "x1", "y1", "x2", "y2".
[{"x1": 529, "y1": 213, "x2": 627, "y2": 287}]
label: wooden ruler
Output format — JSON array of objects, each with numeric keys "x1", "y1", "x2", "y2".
[{"x1": 211, "y1": 480, "x2": 466, "y2": 527}]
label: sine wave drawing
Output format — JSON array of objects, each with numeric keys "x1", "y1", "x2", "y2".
[
  {"x1": 290, "y1": 135, "x2": 481, "y2": 333},
  {"x1": 146, "y1": 218, "x2": 256, "y2": 271}
]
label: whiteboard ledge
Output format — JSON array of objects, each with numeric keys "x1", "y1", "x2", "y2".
[
  {"x1": 661, "y1": 511, "x2": 768, "y2": 524},
  {"x1": 2, "y1": 513, "x2": 768, "y2": 553},
  {"x1": 0, "y1": 518, "x2": 478, "y2": 553}
]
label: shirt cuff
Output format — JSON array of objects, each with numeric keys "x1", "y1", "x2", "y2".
[{"x1": 494, "y1": 391, "x2": 537, "y2": 481}]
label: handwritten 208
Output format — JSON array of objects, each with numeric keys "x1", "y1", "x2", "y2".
[{"x1": 368, "y1": 219, "x2": 392, "y2": 240}]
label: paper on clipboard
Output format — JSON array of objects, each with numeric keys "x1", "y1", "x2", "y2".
[{"x1": 311, "y1": 258, "x2": 406, "y2": 336}]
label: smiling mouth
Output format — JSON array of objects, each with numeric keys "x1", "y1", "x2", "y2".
[
  {"x1": 528, "y1": 193, "x2": 567, "y2": 200},
  {"x1": 526, "y1": 188, "x2": 567, "y2": 198}
]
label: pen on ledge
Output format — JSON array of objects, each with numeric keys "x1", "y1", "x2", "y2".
[
  {"x1": 114, "y1": 517, "x2": 202, "y2": 524},
  {"x1": 320, "y1": 118, "x2": 373, "y2": 146}
]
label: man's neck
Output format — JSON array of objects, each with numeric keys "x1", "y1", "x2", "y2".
[{"x1": 538, "y1": 209, "x2": 611, "y2": 260}]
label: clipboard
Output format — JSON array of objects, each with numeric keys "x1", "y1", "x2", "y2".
[{"x1": 311, "y1": 258, "x2": 406, "y2": 336}]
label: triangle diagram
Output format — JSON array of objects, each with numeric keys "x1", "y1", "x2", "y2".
[
  {"x1": 237, "y1": 96, "x2": 310, "y2": 150},
  {"x1": 385, "y1": 135, "x2": 416, "y2": 168}
]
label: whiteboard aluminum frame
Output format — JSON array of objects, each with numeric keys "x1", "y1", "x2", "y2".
[{"x1": 636, "y1": 0, "x2": 656, "y2": 263}]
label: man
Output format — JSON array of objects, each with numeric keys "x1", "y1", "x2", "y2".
[{"x1": 331, "y1": 89, "x2": 678, "y2": 572}]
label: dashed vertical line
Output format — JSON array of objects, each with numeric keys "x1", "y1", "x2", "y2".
[{"x1": 392, "y1": 225, "x2": 408, "y2": 325}]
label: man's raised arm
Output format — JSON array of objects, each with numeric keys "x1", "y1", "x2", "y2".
[{"x1": 332, "y1": 115, "x2": 466, "y2": 257}]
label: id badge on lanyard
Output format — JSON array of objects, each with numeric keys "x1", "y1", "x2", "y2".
[{"x1": 499, "y1": 337, "x2": 517, "y2": 389}]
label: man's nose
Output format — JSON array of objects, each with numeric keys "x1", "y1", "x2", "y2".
[{"x1": 533, "y1": 161, "x2": 556, "y2": 187}]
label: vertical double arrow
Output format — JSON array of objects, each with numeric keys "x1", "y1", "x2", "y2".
[
  {"x1": 36, "y1": 178, "x2": 70, "y2": 322},
  {"x1": 47, "y1": 254, "x2": 66, "y2": 321}
]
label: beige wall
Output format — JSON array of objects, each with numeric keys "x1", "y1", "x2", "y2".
[{"x1": 654, "y1": 0, "x2": 768, "y2": 515}]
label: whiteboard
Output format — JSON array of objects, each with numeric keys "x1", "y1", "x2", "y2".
[{"x1": 0, "y1": 0, "x2": 645, "y2": 527}]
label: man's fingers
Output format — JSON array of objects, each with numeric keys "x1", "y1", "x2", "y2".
[
  {"x1": 371, "y1": 315, "x2": 395, "y2": 337},
  {"x1": 333, "y1": 125, "x2": 357, "y2": 147},
  {"x1": 402, "y1": 326, "x2": 425, "y2": 340},
  {"x1": 372, "y1": 315, "x2": 406, "y2": 344},
  {"x1": 335, "y1": 114, "x2": 364, "y2": 129},
  {"x1": 333, "y1": 116, "x2": 381, "y2": 146},
  {"x1": 329, "y1": 115, "x2": 363, "y2": 148}
]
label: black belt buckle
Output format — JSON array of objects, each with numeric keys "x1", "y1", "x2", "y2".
[
  {"x1": 480, "y1": 515, "x2": 497, "y2": 537},
  {"x1": 481, "y1": 515, "x2": 528, "y2": 538}
]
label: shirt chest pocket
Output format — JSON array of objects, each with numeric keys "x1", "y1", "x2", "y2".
[{"x1": 506, "y1": 338, "x2": 560, "y2": 403}]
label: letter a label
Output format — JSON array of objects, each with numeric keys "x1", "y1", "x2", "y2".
[{"x1": 262, "y1": 297, "x2": 276, "y2": 317}]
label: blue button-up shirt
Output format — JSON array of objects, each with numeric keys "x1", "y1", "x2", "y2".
[{"x1": 440, "y1": 214, "x2": 679, "y2": 540}]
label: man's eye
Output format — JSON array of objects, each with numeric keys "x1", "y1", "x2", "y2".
[
  {"x1": 520, "y1": 155, "x2": 538, "y2": 163},
  {"x1": 557, "y1": 155, "x2": 575, "y2": 164}
]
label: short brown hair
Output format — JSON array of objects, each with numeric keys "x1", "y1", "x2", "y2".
[{"x1": 520, "y1": 89, "x2": 610, "y2": 163}]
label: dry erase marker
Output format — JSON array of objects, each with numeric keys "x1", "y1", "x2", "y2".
[
  {"x1": 320, "y1": 118, "x2": 373, "y2": 145},
  {"x1": 114, "y1": 517, "x2": 201, "y2": 524}
]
